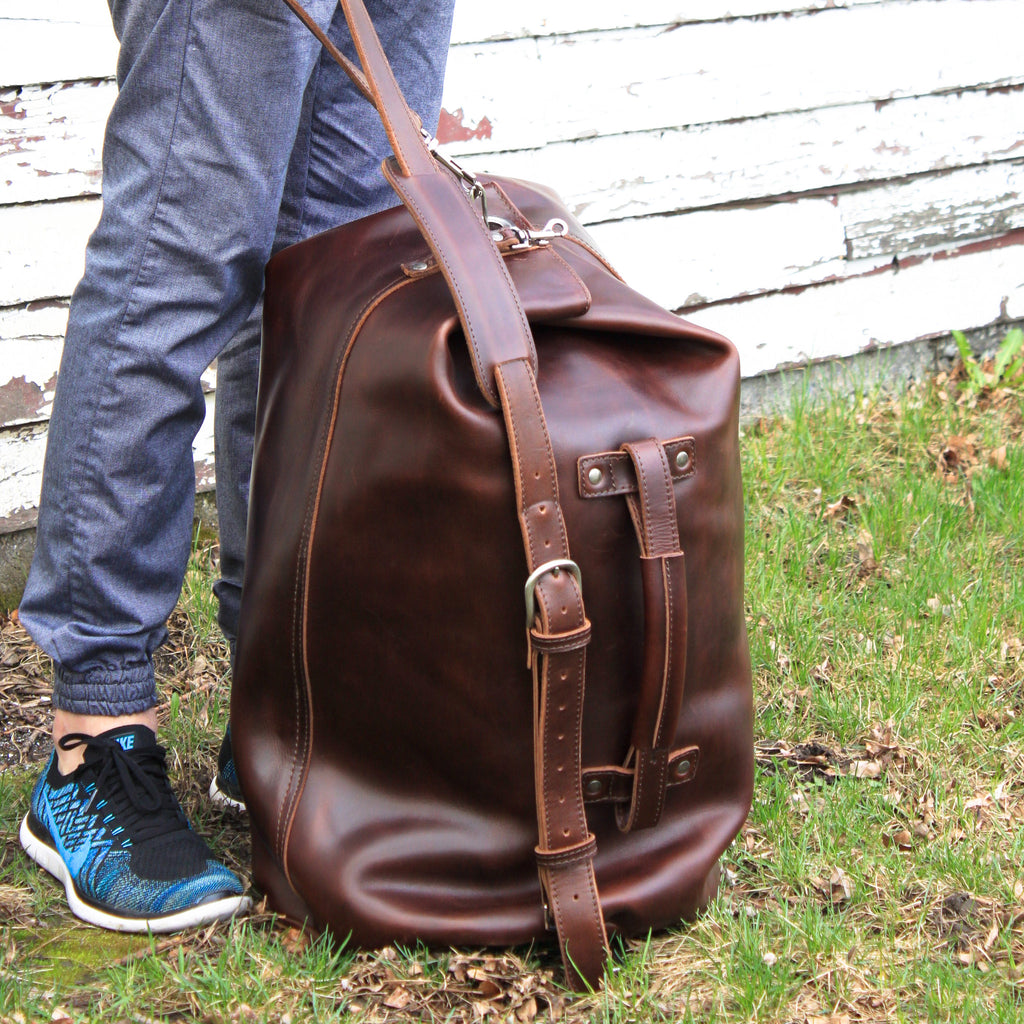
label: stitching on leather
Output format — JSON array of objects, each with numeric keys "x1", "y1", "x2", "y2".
[
  {"x1": 279, "y1": 274, "x2": 412, "y2": 878},
  {"x1": 345, "y1": 4, "x2": 422, "y2": 177},
  {"x1": 388, "y1": 167, "x2": 535, "y2": 407},
  {"x1": 653, "y1": 751, "x2": 667, "y2": 824},
  {"x1": 655, "y1": 557, "x2": 673, "y2": 749},
  {"x1": 561, "y1": 234, "x2": 626, "y2": 283},
  {"x1": 486, "y1": 181, "x2": 533, "y2": 231},
  {"x1": 655, "y1": 442, "x2": 679, "y2": 552},
  {"x1": 607, "y1": 458, "x2": 622, "y2": 494},
  {"x1": 547, "y1": 247, "x2": 592, "y2": 315},
  {"x1": 523, "y1": 365, "x2": 568, "y2": 553},
  {"x1": 632, "y1": 446, "x2": 653, "y2": 542},
  {"x1": 569, "y1": 648, "x2": 588, "y2": 836},
  {"x1": 583, "y1": 862, "x2": 608, "y2": 949},
  {"x1": 495, "y1": 367, "x2": 535, "y2": 572},
  {"x1": 388, "y1": 167, "x2": 495, "y2": 404}
]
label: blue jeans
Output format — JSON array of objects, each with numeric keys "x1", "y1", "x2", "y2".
[{"x1": 19, "y1": 0, "x2": 455, "y2": 715}]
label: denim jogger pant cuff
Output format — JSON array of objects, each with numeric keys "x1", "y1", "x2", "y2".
[{"x1": 52, "y1": 661, "x2": 157, "y2": 716}]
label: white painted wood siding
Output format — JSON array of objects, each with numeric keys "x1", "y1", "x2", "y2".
[{"x1": 2, "y1": 0, "x2": 1023, "y2": 530}]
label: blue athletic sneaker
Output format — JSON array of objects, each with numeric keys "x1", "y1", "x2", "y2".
[
  {"x1": 208, "y1": 725, "x2": 245, "y2": 812},
  {"x1": 20, "y1": 725, "x2": 250, "y2": 932}
]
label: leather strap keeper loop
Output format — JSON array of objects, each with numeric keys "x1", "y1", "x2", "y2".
[
  {"x1": 582, "y1": 745, "x2": 700, "y2": 802},
  {"x1": 529, "y1": 620, "x2": 593, "y2": 654},
  {"x1": 535, "y1": 835, "x2": 598, "y2": 868}
]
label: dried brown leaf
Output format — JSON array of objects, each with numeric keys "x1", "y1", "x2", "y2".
[
  {"x1": 384, "y1": 987, "x2": 412, "y2": 1010},
  {"x1": 278, "y1": 926, "x2": 310, "y2": 955},
  {"x1": 889, "y1": 829, "x2": 914, "y2": 850},
  {"x1": 476, "y1": 980, "x2": 502, "y2": 1000},
  {"x1": 515, "y1": 997, "x2": 539, "y2": 1022},
  {"x1": 824, "y1": 494, "x2": 858, "y2": 519},
  {"x1": 988, "y1": 445, "x2": 1009, "y2": 470}
]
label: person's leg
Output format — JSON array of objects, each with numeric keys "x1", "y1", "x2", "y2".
[
  {"x1": 212, "y1": 0, "x2": 456, "y2": 656},
  {"x1": 18, "y1": 0, "x2": 338, "y2": 929}
]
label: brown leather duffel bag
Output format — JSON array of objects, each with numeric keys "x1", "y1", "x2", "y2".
[{"x1": 233, "y1": 0, "x2": 754, "y2": 991}]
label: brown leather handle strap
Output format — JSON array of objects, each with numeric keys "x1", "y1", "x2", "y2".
[
  {"x1": 279, "y1": 0, "x2": 373, "y2": 104},
  {"x1": 280, "y1": 0, "x2": 599, "y2": 987},
  {"x1": 280, "y1": 0, "x2": 538, "y2": 405},
  {"x1": 496, "y1": 357, "x2": 609, "y2": 992},
  {"x1": 383, "y1": 162, "x2": 538, "y2": 407},
  {"x1": 616, "y1": 439, "x2": 689, "y2": 833}
]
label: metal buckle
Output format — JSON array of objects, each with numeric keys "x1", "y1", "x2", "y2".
[{"x1": 524, "y1": 559, "x2": 582, "y2": 629}]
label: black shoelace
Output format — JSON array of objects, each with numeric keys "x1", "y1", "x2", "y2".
[{"x1": 59, "y1": 732, "x2": 190, "y2": 847}]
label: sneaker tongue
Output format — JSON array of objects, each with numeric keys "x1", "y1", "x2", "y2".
[{"x1": 91, "y1": 724, "x2": 159, "y2": 757}]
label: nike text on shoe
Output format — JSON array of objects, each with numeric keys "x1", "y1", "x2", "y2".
[
  {"x1": 20, "y1": 725, "x2": 251, "y2": 932},
  {"x1": 208, "y1": 725, "x2": 245, "y2": 813}
]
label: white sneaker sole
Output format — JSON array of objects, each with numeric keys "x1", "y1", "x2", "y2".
[
  {"x1": 208, "y1": 777, "x2": 246, "y2": 813},
  {"x1": 20, "y1": 814, "x2": 251, "y2": 933}
]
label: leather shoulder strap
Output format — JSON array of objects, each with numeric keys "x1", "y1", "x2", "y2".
[{"x1": 279, "y1": 0, "x2": 608, "y2": 989}]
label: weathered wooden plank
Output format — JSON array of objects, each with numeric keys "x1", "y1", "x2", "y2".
[
  {"x1": 1, "y1": 80, "x2": 108, "y2": 203},
  {"x1": 5, "y1": 157, "x2": 1022, "y2": 321},
  {"x1": 0, "y1": 198, "x2": 98, "y2": 306},
  {"x1": 584, "y1": 159, "x2": 1024, "y2": 311},
  {"x1": 0, "y1": 301, "x2": 70, "y2": 345},
  {"x1": 459, "y1": 88, "x2": 1024, "y2": 225},
  {"x1": 840, "y1": 162, "x2": 1024, "y2": 260},
  {"x1": 439, "y1": 1, "x2": 1024, "y2": 155},
  {"x1": 0, "y1": 335, "x2": 61, "y2": 427},
  {"x1": 0, "y1": 1, "x2": 118, "y2": 89},
  {"x1": 0, "y1": 392, "x2": 218, "y2": 531},
  {"x1": 687, "y1": 238, "x2": 1024, "y2": 377},
  {"x1": 0, "y1": 422, "x2": 47, "y2": 532},
  {"x1": 11, "y1": 78, "x2": 1024, "y2": 217},
  {"x1": 590, "y1": 199, "x2": 848, "y2": 311},
  {"x1": 450, "y1": 0, "x2": 882, "y2": 42},
  {"x1": 5, "y1": 2, "x2": 1021, "y2": 147},
  {"x1": 0, "y1": 0, "x2": 897, "y2": 86}
]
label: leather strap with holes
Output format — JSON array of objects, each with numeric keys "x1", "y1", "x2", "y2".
[
  {"x1": 495, "y1": 358, "x2": 608, "y2": 990},
  {"x1": 279, "y1": 0, "x2": 608, "y2": 989}
]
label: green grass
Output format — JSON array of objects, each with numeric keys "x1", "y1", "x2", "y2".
[{"x1": 1, "y1": 362, "x2": 1022, "y2": 1022}]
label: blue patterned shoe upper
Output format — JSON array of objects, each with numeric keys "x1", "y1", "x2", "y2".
[{"x1": 29, "y1": 726, "x2": 243, "y2": 917}]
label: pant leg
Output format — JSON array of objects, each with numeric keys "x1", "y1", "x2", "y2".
[
  {"x1": 213, "y1": 0, "x2": 455, "y2": 653},
  {"x1": 18, "y1": 0, "x2": 339, "y2": 715}
]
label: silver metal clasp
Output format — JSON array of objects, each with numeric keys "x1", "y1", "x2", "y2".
[
  {"x1": 488, "y1": 216, "x2": 569, "y2": 251},
  {"x1": 421, "y1": 130, "x2": 488, "y2": 224},
  {"x1": 524, "y1": 559, "x2": 583, "y2": 629},
  {"x1": 529, "y1": 218, "x2": 570, "y2": 244}
]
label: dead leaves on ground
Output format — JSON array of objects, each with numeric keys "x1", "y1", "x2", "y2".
[
  {"x1": 0, "y1": 610, "x2": 52, "y2": 767},
  {"x1": 756, "y1": 722, "x2": 914, "y2": 787},
  {"x1": 253, "y1": 943, "x2": 573, "y2": 1024}
]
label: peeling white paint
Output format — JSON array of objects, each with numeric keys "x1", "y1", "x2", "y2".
[
  {"x1": 689, "y1": 242, "x2": 1024, "y2": 377},
  {"x1": 2, "y1": 0, "x2": 1024, "y2": 529}
]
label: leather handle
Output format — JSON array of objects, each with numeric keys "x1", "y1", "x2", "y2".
[
  {"x1": 616, "y1": 440, "x2": 689, "y2": 833},
  {"x1": 280, "y1": 0, "x2": 538, "y2": 406}
]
